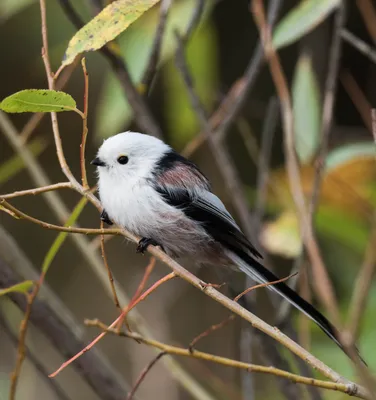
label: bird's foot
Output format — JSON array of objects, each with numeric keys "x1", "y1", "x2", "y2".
[
  {"x1": 100, "y1": 209, "x2": 113, "y2": 225},
  {"x1": 136, "y1": 238, "x2": 162, "y2": 254}
]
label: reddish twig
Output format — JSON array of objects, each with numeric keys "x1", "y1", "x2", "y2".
[
  {"x1": 189, "y1": 273, "x2": 297, "y2": 351},
  {"x1": 80, "y1": 58, "x2": 89, "y2": 190},
  {"x1": 49, "y1": 269, "x2": 175, "y2": 378},
  {"x1": 126, "y1": 352, "x2": 167, "y2": 400},
  {"x1": 116, "y1": 270, "x2": 176, "y2": 331}
]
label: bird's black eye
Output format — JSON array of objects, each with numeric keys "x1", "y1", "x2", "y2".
[{"x1": 117, "y1": 155, "x2": 129, "y2": 165}]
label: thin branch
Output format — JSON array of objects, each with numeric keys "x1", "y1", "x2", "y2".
[
  {"x1": 251, "y1": 0, "x2": 342, "y2": 327},
  {"x1": 1, "y1": 182, "x2": 72, "y2": 199},
  {"x1": 341, "y1": 29, "x2": 376, "y2": 65},
  {"x1": 40, "y1": 0, "x2": 81, "y2": 189},
  {"x1": 80, "y1": 58, "x2": 89, "y2": 190},
  {"x1": 181, "y1": 0, "x2": 283, "y2": 158},
  {"x1": 87, "y1": 320, "x2": 369, "y2": 399},
  {"x1": 116, "y1": 272, "x2": 177, "y2": 332},
  {"x1": 279, "y1": 3, "x2": 346, "y2": 323},
  {"x1": 9, "y1": 273, "x2": 44, "y2": 400},
  {"x1": 50, "y1": 272, "x2": 176, "y2": 378},
  {"x1": 346, "y1": 217, "x2": 376, "y2": 343},
  {"x1": 175, "y1": 33, "x2": 254, "y2": 238},
  {"x1": 253, "y1": 96, "x2": 279, "y2": 230},
  {"x1": 340, "y1": 70, "x2": 373, "y2": 133},
  {"x1": 126, "y1": 352, "x2": 167, "y2": 400},
  {"x1": 100, "y1": 220, "x2": 120, "y2": 310},
  {"x1": 182, "y1": 0, "x2": 204, "y2": 42},
  {"x1": 189, "y1": 274, "x2": 295, "y2": 351},
  {"x1": 117, "y1": 257, "x2": 157, "y2": 331},
  {"x1": 56, "y1": 0, "x2": 162, "y2": 138},
  {"x1": 0, "y1": 199, "x2": 121, "y2": 235},
  {"x1": 356, "y1": 0, "x2": 376, "y2": 44},
  {"x1": 19, "y1": 58, "x2": 80, "y2": 144},
  {"x1": 140, "y1": 0, "x2": 172, "y2": 94}
]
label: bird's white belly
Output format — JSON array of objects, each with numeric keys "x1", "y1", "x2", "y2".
[{"x1": 99, "y1": 177, "x2": 212, "y2": 257}]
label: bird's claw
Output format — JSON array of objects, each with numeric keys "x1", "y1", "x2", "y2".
[
  {"x1": 100, "y1": 209, "x2": 113, "y2": 225},
  {"x1": 136, "y1": 238, "x2": 161, "y2": 254}
]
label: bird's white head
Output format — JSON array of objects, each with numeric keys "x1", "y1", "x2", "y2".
[{"x1": 91, "y1": 131, "x2": 170, "y2": 182}]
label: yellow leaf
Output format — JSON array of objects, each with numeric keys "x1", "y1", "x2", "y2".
[
  {"x1": 261, "y1": 211, "x2": 302, "y2": 258},
  {"x1": 62, "y1": 0, "x2": 161, "y2": 66}
]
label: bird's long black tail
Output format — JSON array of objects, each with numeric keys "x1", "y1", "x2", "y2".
[{"x1": 225, "y1": 247, "x2": 363, "y2": 362}]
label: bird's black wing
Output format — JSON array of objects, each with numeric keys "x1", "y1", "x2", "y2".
[
  {"x1": 154, "y1": 184, "x2": 355, "y2": 360},
  {"x1": 155, "y1": 185, "x2": 262, "y2": 259}
]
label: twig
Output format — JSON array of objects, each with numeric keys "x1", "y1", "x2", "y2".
[
  {"x1": 341, "y1": 29, "x2": 376, "y2": 65},
  {"x1": 9, "y1": 274, "x2": 43, "y2": 400},
  {"x1": 40, "y1": 0, "x2": 81, "y2": 189},
  {"x1": 190, "y1": 274, "x2": 296, "y2": 351},
  {"x1": 100, "y1": 221, "x2": 120, "y2": 309},
  {"x1": 181, "y1": 0, "x2": 283, "y2": 158},
  {"x1": 175, "y1": 32, "x2": 254, "y2": 238},
  {"x1": 253, "y1": 96, "x2": 279, "y2": 230},
  {"x1": 50, "y1": 272, "x2": 176, "y2": 377},
  {"x1": 182, "y1": 0, "x2": 204, "y2": 42},
  {"x1": 140, "y1": 0, "x2": 172, "y2": 94},
  {"x1": 1, "y1": 182, "x2": 72, "y2": 199},
  {"x1": 117, "y1": 257, "x2": 157, "y2": 331},
  {"x1": 310, "y1": 3, "x2": 346, "y2": 215},
  {"x1": 340, "y1": 70, "x2": 373, "y2": 133},
  {"x1": 279, "y1": 3, "x2": 346, "y2": 324},
  {"x1": 0, "y1": 199, "x2": 121, "y2": 235},
  {"x1": 87, "y1": 320, "x2": 369, "y2": 399},
  {"x1": 251, "y1": 0, "x2": 342, "y2": 326},
  {"x1": 214, "y1": 0, "x2": 283, "y2": 142},
  {"x1": 19, "y1": 58, "x2": 80, "y2": 144},
  {"x1": 56, "y1": 0, "x2": 162, "y2": 138},
  {"x1": 126, "y1": 352, "x2": 167, "y2": 400},
  {"x1": 346, "y1": 217, "x2": 376, "y2": 343},
  {"x1": 356, "y1": 0, "x2": 376, "y2": 43},
  {"x1": 80, "y1": 58, "x2": 89, "y2": 190},
  {"x1": 117, "y1": 272, "x2": 176, "y2": 331}
]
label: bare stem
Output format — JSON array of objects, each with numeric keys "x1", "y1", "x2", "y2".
[{"x1": 80, "y1": 58, "x2": 89, "y2": 190}]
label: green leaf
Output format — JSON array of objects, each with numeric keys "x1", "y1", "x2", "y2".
[
  {"x1": 0, "y1": 90, "x2": 76, "y2": 113},
  {"x1": 292, "y1": 54, "x2": 321, "y2": 164},
  {"x1": 325, "y1": 142, "x2": 376, "y2": 171},
  {"x1": 62, "y1": 0, "x2": 161, "y2": 66},
  {"x1": 0, "y1": 280, "x2": 33, "y2": 297},
  {"x1": 273, "y1": 0, "x2": 340, "y2": 50},
  {"x1": 95, "y1": 0, "x2": 214, "y2": 139},
  {"x1": 41, "y1": 197, "x2": 87, "y2": 274},
  {"x1": 0, "y1": 138, "x2": 48, "y2": 186}
]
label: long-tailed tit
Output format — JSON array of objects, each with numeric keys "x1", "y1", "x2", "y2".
[{"x1": 92, "y1": 131, "x2": 352, "y2": 358}]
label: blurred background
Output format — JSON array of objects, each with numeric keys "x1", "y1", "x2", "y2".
[{"x1": 1, "y1": 0, "x2": 376, "y2": 399}]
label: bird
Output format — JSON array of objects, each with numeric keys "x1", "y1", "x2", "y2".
[{"x1": 91, "y1": 130, "x2": 350, "y2": 358}]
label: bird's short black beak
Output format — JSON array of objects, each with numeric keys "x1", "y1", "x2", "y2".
[{"x1": 91, "y1": 157, "x2": 106, "y2": 167}]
